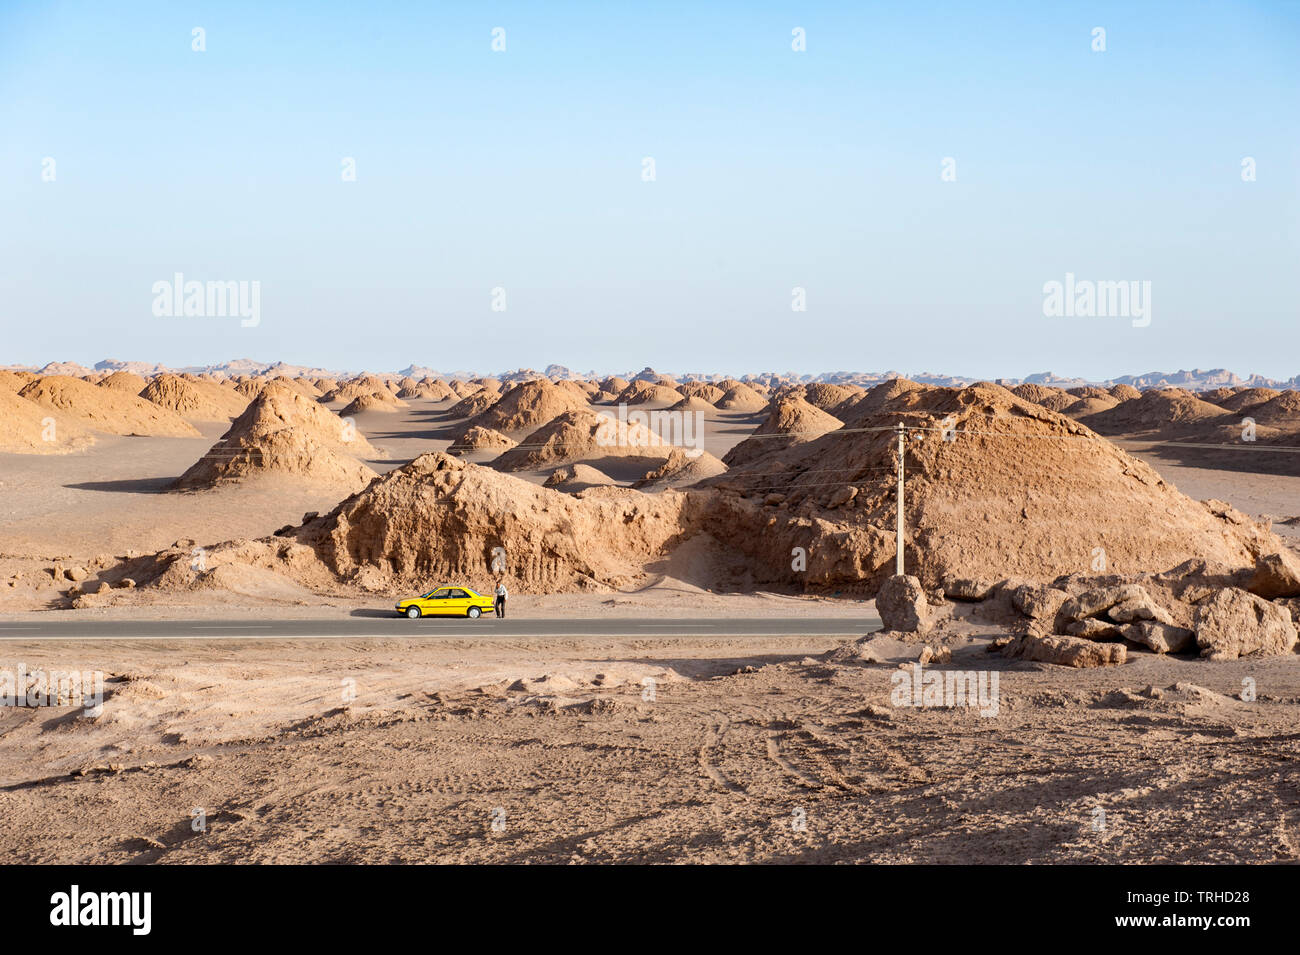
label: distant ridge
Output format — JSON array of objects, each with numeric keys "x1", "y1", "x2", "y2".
[{"x1": 0, "y1": 359, "x2": 1296, "y2": 392}]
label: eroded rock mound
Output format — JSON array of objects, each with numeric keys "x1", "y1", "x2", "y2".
[
  {"x1": 18, "y1": 375, "x2": 200, "y2": 437},
  {"x1": 633, "y1": 449, "x2": 728, "y2": 491},
  {"x1": 676, "y1": 382, "x2": 725, "y2": 405},
  {"x1": 447, "y1": 387, "x2": 501, "y2": 418},
  {"x1": 708, "y1": 381, "x2": 1271, "y2": 589},
  {"x1": 669, "y1": 395, "x2": 717, "y2": 413},
  {"x1": 459, "y1": 379, "x2": 586, "y2": 433},
  {"x1": 0, "y1": 370, "x2": 36, "y2": 392},
  {"x1": 139, "y1": 373, "x2": 249, "y2": 422},
  {"x1": 1215, "y1": 387, "x2": 1280, "y2": 414},
  {"x1": 715, "y1": 384, "x2": 768, "y2": 412},
  {"x1": 293, "y1": 452, "x2": 687, "y2": 592},
  {"x1": 172, "y1": 382, "x2": 380, "y2": 490},
  {"x1": 723, "y1": 396, "x2": 842, "y2": 468},
  {"x1": 321, "y1": 375, "x2": 398, "y2": 404},
  {"x1": 0, "y1": 388, "x2": 95, "y2": 454},
  {"x1": 1080, "y1": 388, "x2": 1229, "y2": 437},
  {"x1": 544, "y1": 463, "x2": 617, "y2": 492},
  {"x1": 339, "y1": 392, "x2": 407, "y2": 415},
  {"x1": 450, "y1": 426, "x2": 517, "y2": 454},
  {"x1": 397, "y1": 379, "x2": 456, "y2": 400},
  {"x1": 1108, "y1": 384, "x2": 1142, "y2": 401},
  {"x1": 492, "y1": 408, "x2": 673, "y2": 474},
  {"x1": 615, "y1": 381, "x2": 683, "y2": 405},
  {"x1": 799, "y1": 383, "x2": 860, "y2": 413},
  {"x1": 97, "y1": 370, "x2": 148, "y2": 394}
]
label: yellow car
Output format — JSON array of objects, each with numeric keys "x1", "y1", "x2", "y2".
[{"x1": 395, "y1": 586, "x2": 496, "y2": 619}]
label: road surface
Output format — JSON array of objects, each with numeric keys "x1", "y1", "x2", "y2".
[{"x1": 0, "y1": 616, "x2": 879, "y2": 641}]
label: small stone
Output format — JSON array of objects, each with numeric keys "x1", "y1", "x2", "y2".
[{"x1": 827, "y1": 485, "x2": 857, "y2": 508}]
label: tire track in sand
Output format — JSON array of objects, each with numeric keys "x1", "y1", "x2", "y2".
[{"x1": 698, "y1": 712, "x2": 745, "y2": 794}]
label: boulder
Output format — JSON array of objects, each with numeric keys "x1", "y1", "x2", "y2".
[
  {"x1": 1011, "y1": 584, "x2": 1070, "y2": 622},
  {"x1": 1059, "y1": 584, "x2": 1148, "y2": 622},
  {"x1": 1194, "y1": 588, "x2": 1298, "y2": 660},
  {"x1": 1121, "y1": 621, "x2": 1195, "y2": 654},
  {"x1": 1003, "y1": 633, "x2": 1127, "y2": 668},
  {"x1": 875, "y1": 575, "x2": 930, "y2": 632},
  {"x1": 1108, "y1": 595, "x2": 1173, "y2": 625},
  {"x1": 943, "y1": 577, "x2": 993, "y2": 601},
  {"x1": 1246, "y1": 551, "x2": 1300, "y2": 600},
  {"x1": 1066, "y1": 618, "x2": 1123, "y2": 640},
  {"x1": 1278, "y1": 597, "x2": 1300, "y2": 626},
  {"x1": 826, "y1": 485, "x2": 857, "y2": 508}
]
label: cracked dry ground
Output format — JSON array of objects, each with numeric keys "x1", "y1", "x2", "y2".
[{"x1": 2, "y1": 639, "x2": 1299, "y2": 864}]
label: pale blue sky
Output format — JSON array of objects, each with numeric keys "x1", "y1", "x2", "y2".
[{"x1": 1, "y1": 1, "x2": 1297, "y2": 378}]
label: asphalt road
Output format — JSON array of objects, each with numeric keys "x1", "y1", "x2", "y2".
[{"x1": 0, "y1": 615, "x2": 879, "y2": 641}]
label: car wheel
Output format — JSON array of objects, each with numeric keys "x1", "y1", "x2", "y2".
[
  {"x1": 467, "y1": 606, "x2": 481, "y2": 618},
  {"x1": 406, "y1": 606, "x2": 421, "y2": 619}
]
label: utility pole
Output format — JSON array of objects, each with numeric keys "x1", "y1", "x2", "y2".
[{"x1": 895, "y1": 423, "x2": 905, "y2": 576}]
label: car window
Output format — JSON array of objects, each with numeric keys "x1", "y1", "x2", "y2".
[
  {"x1": 449, "y1": 589, "x2": 468, "y2": 598},
  {"x1": 431, "y1": 589, "x2": 451, "y2": 599}
]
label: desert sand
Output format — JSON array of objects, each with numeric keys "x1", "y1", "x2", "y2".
[{"x1": 2, "y1": 367, "x2": 1299, "y2": 863}]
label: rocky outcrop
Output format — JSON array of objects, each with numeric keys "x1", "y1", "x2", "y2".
[{"x1": 1194, "y1": 588, "x2": 1298, "y2": 660}]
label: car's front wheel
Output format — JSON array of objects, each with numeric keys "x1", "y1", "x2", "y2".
[
  {"x1": 405, "y1": 606, "x2": 421, "y2": 619},
  {"x1": 467, "y1": 606, "x2": 481, "y2": 618}
]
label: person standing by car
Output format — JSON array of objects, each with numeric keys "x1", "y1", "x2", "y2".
[{"x1": 494, "y1": 579, "x2": 508, "y2": 618}]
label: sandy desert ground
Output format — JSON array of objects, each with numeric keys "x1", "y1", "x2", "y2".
[
  {"x1": 2, "y1": 630, "x2": 1299, "y2": 863},
  {"x1": 2, "y1": 368, "x2": 1299, "y2": 862}
]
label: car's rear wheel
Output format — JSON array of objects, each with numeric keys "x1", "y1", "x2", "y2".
[
  {"x1": 406, "y1": 606, "x2": 421, "y2": 619},
  {"x1": 467, "y1": 606, "x2": 481, "y2": 618}
]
